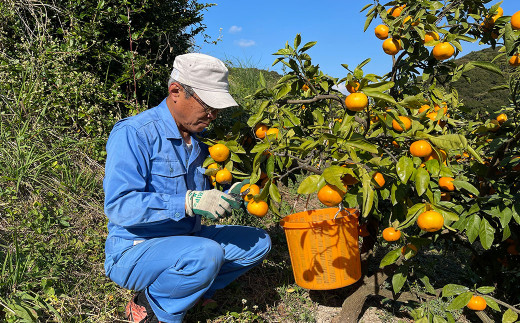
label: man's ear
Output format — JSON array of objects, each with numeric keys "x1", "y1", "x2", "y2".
[{"x1": 168, "y1": 82, "x2": 181, "y2": 99}]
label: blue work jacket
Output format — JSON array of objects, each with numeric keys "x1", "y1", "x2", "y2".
[{"x1": 103, "y1": 99, "x2": 210, "y2": 274}]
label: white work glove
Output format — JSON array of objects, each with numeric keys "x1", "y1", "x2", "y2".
[{"x1": 185, "y1": 189, "x2": 241, "y2": 220}]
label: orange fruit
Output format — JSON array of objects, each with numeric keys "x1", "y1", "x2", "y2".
[
  {"x1": 240, "y1": 184, "x2": 260, "y2": 202},
  {"x1": 210, "y1": 175, "x2": 216, "y2": 186},
  {"x1": 432, "y1": 42, "x2": 455, "y2": 60},
  {"x1": 439, "y1": 177, "x2": 455, "y2": 191},
  {"x1": 424, "y1": 149, "x2": 447, "y2": 163},
  {"x1": 302, "y1": 84, "x2": 310, "y2": 91},
  {"x1": 511, "y1": 10, "x2": 520, "y2": 30},
  {"x1": 247, "y1": 200, "x2": 269, "y2": 217},
  {"x1": 372, "y1": 172, "x2": 385, "y2": 188},
  {"x1": 423, "y1": 31, "x2": 439, "y2": 45},
  {"x1": 496, "y1": 113, "x2": 507, "y2": 125},
  {"x1": 392, "y1": 116, "x2": 412, "y2": 132},
  {"x1": 491, "y1": 7, "x2": 503, "y2": 22},
  {"x1": 209, "y1": 143, "x2": 230, "y2": 162},
  {"x1": 207, "y1": 163, "x2": 219, "y2": 170},
  {"x1": 255, "y1": 124, "x2": 268, "y2": 139},
  {"x1": 346, "y1": 81, "x2": 361, "y2": 93},
  {"x1": 417, "y1": 210, "x2": 444, "y2": 232},
  {"x1": 410, "y1": 140, "x2": 433, "y2": 158},
  {"x1": 509, "y1": 54, "x2": 520, "y2": 67},
  {"x1": 401, "y1": 244, "x2": 418, "y2": 256},
  {"x1": 392, "y1": 140, "x2": 400, "y2": 148},
  {"x1": 215, "y1": 168, "x2": 232, "y2": 184},
  {"x1": 266, "y1": 128, "x2": 279, "y2": 139},
  {"x1": 383, "y1": 38, "x2": 402, "y2": 55},
  {"x1": 387, "y1": 5, "x2": 404, "y2": 17},
  {"x1": 403, "y1": 16, "x2": 418, "y2": 26},
  {"x1": 434, "y1": 102, "x2": 448, "y2": 114},
  {"x1": 419, "y1": 104, "x2": 431, "y2": 113},
  {"x1": 382, "y1": 227, "x2": 401, "y2": 242},
  {"x1": 467, "y1": 295, "x2": 487, "y2": 311},
  {"x1": 374, "y1": 24, "x2": 389, "y2": 40},
  {"x1": 345, "y1": 92, "x2": 368, "y2": 111},
  {"x1": 317, "y1": 184, "x2": 345, "y2": 207}
]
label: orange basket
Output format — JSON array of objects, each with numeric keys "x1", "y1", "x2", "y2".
[{"x1": 279, "y1": 208, "x2": 361, "y2": 290}]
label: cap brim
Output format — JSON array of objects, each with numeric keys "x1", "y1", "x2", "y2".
[{"x1": 193, "y1": 88, "x2": 238, "y2": 109}]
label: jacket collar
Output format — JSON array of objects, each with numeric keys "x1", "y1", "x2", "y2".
[{"x1": 157, "y1": 98, "x2": 182, "y2": 140}]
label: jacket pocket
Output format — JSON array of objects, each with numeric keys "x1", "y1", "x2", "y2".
[{"x1": 150, "y1": 159, "x2": 186, "y2": 193}]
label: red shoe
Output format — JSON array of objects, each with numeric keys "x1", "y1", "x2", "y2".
[{"x1": 125, "y1": 291, "x2": 162, "y2": 323}]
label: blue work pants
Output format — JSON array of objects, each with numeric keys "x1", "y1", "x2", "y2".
[{"x1": 107, "y1": 225, "x2": 271, "y2": 322}]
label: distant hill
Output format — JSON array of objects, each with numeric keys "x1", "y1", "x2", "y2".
[{"x1": 453, "y1": 47, "x2": 514, "y2": 113}]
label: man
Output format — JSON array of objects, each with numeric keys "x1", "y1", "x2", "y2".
[{"x1": 103, "y1": 53, "x2": 271, "y2": 323}]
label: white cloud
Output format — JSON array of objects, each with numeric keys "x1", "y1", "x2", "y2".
[
  {"x1": 228, "y1": 25, "x2": 242, "y2": 34},
  {"x1": 236, "y1": 39, "x2": 256, "y2": 47}
]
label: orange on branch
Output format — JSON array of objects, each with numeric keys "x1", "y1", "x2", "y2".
[
  {"x1": 424, "y1": 149, "x2": 447, "y2": 163},
  {"x1": 511, "y1": 10, "x2": 520, "y2": 30},
  {"x1": 419, "y1": 104, "x2": 431, "y2": 113},
  {"x1": 374, "y1": 24, "x2": 389, "y2": 40},
  {"x1": 432, "y1": 42, "x2": 455, "y2": 60},
  {"x1": 266, "y1": 127, "x2": 279, "y2": 139},
  {"x1": 382, "y1": 227, "x2": 401, "y2": 242},
  {"x1": 372, "y1": 172, "x2": 385, "y2": 188},
  {"x1": 255, "y1": 124, "x2": 268, "y2": 139},
  {"x1": 207, "y1": 163, "x2": 219, "y2": 170},
  {"x1": 392, "y1": 116, "x2": 412, "y2": 132},
  {"x1": 345, "y1": 92, "x2": 368, "y2": 111},
  {"x1": 387, "y1": 5, "x2": 404, "y2": 17},
  {"x1": 346, "y1": 81, "x2": 361, "y2": 93},
  {"x1": 240, "y1": 184, "x2": 260, "y2": 202},
  {"x1": 209, "y1": 143, "x2": 230, "y2": 162},
  {"x1": 215, "y1": 168, "x2": 232, "y2": 184},
  {"x1": 440, "y1": 192, "x2": 451, "y2": 201},
  {"x1": 383, "y1": 38, "x2": 402, "y2": 55},
  {"x1": 439, "y1": 177, "x2": 455, "y2": 191},
  {"x1": 423, "y1": 31, "x2": 439, "y2": 45},
  {"x1": 302, "y1": 84, "x2": 310, "y2": 91},
  {"x1": 467, "y1": 295, "x2": 487, "y2": 311},
  {"x1": 410, "y1": 140, "x2": 433, "y2": 158},
  {"x1": 496, "y1": 113, "x2": 507, "y2": 124},
  {"x1": 509, "y1": 54, "x2": 520, "y2": 67},
  {"x1": 401, "y1": 244, "x2": 418, "y2": 256},
  {"x1": 342, "y1": 174, "x2": 359, "y2": 186},
  {"x1": 247, "y1": 200, "x2": 269, "y2": 217},
  {"x1": 417, "y1": 210, "x2": 444, "y2": 232},
  {"x1": 317, "y1": 184, "x2": 345, "y2": 207}
]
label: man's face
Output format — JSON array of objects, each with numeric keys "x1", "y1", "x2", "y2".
[{"x1": 166, "y1": 83, "x2": 219, "y2": 134}]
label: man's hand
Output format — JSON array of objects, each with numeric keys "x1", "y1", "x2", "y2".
[
  {"x1": 185, "y1": 190, "x2": 241, "y2": 220},
  {"x1": 228, "y1": 179, "x2": 250, "y2": 196}
]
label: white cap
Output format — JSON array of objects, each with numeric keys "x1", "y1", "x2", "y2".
[{"x1": 170, "y1": 53, "x2": 238, "y2": 109}]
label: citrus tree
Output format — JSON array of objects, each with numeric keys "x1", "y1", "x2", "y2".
[{"x1": 202, "y1": 1, "x2": 520, "y2": 321}]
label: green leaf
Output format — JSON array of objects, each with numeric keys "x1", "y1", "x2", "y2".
[
  {"x1": 258, "y1": 72, "x2": 267, "y2": 88},
  {"x1": 397, "y1": 156, "x2": 414, "y2": 184},
  {"x1": 269, "y1": 183, "x2": 281, "y2": 203},
  {"x1": 362, "y1": 88, "x2": 397, "y2": 105},
  {"x1": 280, "y1": 107, "x2": 301, "y2": 126},
  {"x1": 479, "y1": 218, "x2": 495, "y2": 250},
  {"x1": 392, "y1": 265, "x2": 408, "y2": 294},
  {"x1": 322, "y1": 166, "x2": 348, "y2": 193},
  {"x1": 466, "y1": 214, "x2": 481, "y2": 243},
  {"x1": 362, "y1": 172, "x2": 375, "y2": 218},
  {"x1": 364, "y1": 81, "x2": 394, "y2": 92},
  {"x1": 466, "y1": 61, "x2": 503, "y2": 77},
  {"x1": 442, "y1": 284, "x2": 469, "y2": 297},
  {"x1": 297, "y1": 175, "x2": 320, "y2": 194},
  {"x1": 482, "y1": 295, "x2": 500, "y2": 311},
  {"x1": 433, "y1": 316, "x2": 448, "y2": 323},
  {"x1": 427, "y1": 134, "x2": 468, "y2": 150},
  {"x1": 419, "y1": 274, "x2": 436, "y2": 295},
  {"x1": 379, "y1": 248, "x2": 401, "y2": 268},
  {"x1": 476, "y1": 286, "x2": 495, "y2": 294},
  {"x1": 364, "y1": 13, "x2": 375, "y2": 32},
  {"x1": 502, "y1": 309, "x2": 519, "y2": 323},
  {"x1": 294, "y1": 34, "x2": 301, "y2": 50},
  {"x1": 452, "y1": 180, "x2": 479, "y2": 197},
  {"x1": 274, "y1": 83, "x2": 291, "y2": 100},
  {"x1": 414, "y1": 167, "x2": 430, "y2": 196},
  {"x1": 300, "y1": 41, "x2": 317, "y2": 53},
  {"x1": 340, "y1": 139, "x2": 379, "y2": 154},
  {"x1": 447, "y1": 292, "x2": 473, "y2": 310},
  {"x1": 466, "y1": 145, "x2": 484, "y2": 164}
]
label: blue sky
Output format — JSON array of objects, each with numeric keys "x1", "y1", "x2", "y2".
[{"x1": 193, "y1": 0, "x2": 518, "y2": 84}]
